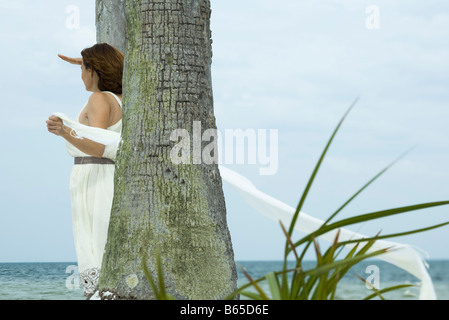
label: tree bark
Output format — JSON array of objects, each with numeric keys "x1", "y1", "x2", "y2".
[
  {"x1": 95, "y1": 0, "x2": 126, "y2": 52},
  {"x1": 95, "y1": 0, "x2": 238, "y2": 300}
]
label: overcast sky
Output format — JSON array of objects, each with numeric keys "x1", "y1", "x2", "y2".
[{"x1": 0, "y1": 0, "x2": 449, "y2": 262}]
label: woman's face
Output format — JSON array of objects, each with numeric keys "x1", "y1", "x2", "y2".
[{"x1": 81, "y1": 60, "x2": 98, "y2": 91}]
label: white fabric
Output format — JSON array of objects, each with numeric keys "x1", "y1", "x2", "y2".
[
  {"x1": 55, "y1": 91, "x2": 122, "y2": 297},
  {"x1": 53, "y1": 103, "x2": 436, "y2": 300}
]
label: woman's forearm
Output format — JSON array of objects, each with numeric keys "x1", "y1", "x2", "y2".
[{"x1": 61, "y1": 125, "x2": 106, "y2": 158}]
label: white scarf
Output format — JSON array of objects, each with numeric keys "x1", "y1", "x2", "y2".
[{"x1": 54, "y1": 112, "x2": 437, "y2": 300}]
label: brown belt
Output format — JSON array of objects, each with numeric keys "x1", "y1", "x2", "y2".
[{"x1": 74, "y1": 157, "x2": 115, "y2": 165}]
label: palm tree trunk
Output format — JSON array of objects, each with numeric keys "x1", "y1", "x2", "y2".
[{"x1": 95, "y1": 0, "x2": 238, "y2": 300}]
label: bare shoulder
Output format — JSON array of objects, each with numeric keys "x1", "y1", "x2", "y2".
[
  {"x1": 88, "y1": 91, "x2": 109, "y2": 104},
  {"x1": 86, "y1": 92, "x2": 110, "y2": 114}
]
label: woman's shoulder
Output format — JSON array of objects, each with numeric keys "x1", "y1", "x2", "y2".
[
  {"x1": 89, "y1": 91, "x2": 122, "y2": 104},
  {"x1": 88, "y1": 91, "x2": 109, "y2": 102},
  {"x1": 86, "y1": 92, "x2": 111, "y2": 114}
]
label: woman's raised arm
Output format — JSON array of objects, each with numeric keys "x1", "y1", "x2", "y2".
[{"x1": 58, "y1": 54, "x2": 82, "y2": 65}]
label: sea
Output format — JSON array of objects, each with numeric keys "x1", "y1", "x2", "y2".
[{"x1": 0, "y1": 260, "x2": 448, "y2": 300}]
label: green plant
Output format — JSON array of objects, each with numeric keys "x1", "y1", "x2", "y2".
[
  {"x1": 142, "y1": 250, "x2": 174, "y2": 300},
  {"x1": 225, "y1": 98, "x2": 449, "y2": 300}
]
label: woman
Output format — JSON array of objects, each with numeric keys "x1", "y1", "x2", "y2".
[{"x1": 46, "y1": 43, "x2": 124, "y2": 297}]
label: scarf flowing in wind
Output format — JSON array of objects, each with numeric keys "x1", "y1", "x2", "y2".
[{"x1": 53, "y1": 112, "x2": 437, "y2": 300}]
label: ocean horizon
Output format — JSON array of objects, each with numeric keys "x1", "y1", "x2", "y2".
[{"x1": 1, "y1": 260, "x2": 448, "y2": 300}]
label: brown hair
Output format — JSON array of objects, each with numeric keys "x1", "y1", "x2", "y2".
[{"x1": 81, "y1": 43, "x2": 124, "y2": 94}]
